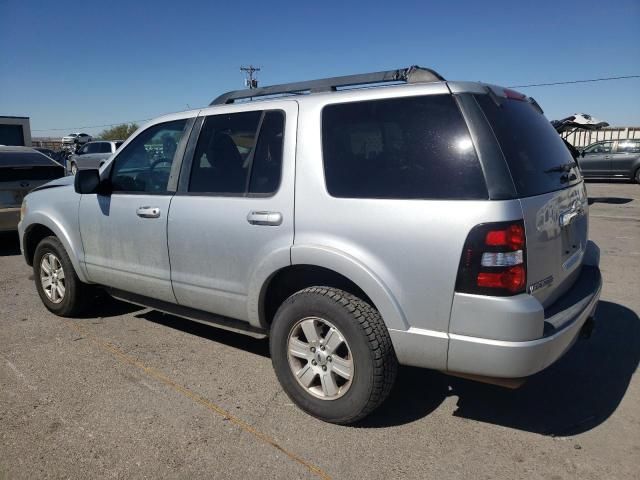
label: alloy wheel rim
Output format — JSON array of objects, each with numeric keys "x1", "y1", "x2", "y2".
[
  {"x1": 40, "y1": 253, "x2": 66, "y2": 304},
  {"x1": 287, "y1": 317, "x2": 354, "y2": 400}
]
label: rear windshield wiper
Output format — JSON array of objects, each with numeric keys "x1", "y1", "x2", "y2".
[{"x1": 544, "y1": 161, "x2": 578, "y2": 173}]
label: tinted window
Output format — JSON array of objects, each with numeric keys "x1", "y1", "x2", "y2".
[
  {"x1": 583, "y1": 142, "x2": 613, "y2": 154},
  {"x1": 99, "y1": 142, "x2": 113, "y2": 154},
  {"x1": 0, "y1": 149, "x2": 60, "y2": 167},
  {"x1": 86, "y1": 143, "x2": 101, "y2": 154},
  {"x1": 322, "y1": 95, "x2": 486, "y2": 199},
  {"x1": 78, "y1": 144, "x2": 90, "y2": 154},
  {"x1": 248, "y1": 111, "x2": 285, "y2": 194},
  {"x1": 110, "y1": 119, "x2": 188, "y2": 193},
  {"x1": 617, "y1": 141, "x2": 640, "y2": 154},
  {"x1": 189, "y1": 111, "x2": 262, "y2": 194},
  {"x1": 475, "y1": 94, "x2": 581, "y2": 197},
  {"x1": 115, "y1": 141, "x2": 124, "y2": 149}
]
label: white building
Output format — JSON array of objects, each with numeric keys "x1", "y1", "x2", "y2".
[{"x1": 0, "y1": 116, "x2": 32, "y2": 146}]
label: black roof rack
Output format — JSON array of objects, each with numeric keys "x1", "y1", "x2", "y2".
[{"x1": 210, "y1": 65, "x2": 445, "y2": 105}]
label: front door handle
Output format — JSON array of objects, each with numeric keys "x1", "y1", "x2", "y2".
[
  {"x1": 136, "y1": 206, "x2": 161, "y2": 218},
  {"x1": 247, "y1": 211, "x2": 282, "y2": 226}
]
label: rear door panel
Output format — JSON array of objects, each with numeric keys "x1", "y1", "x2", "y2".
[
  {"x1": 168, "y1": 102, "x2": 297, "y2": 324},
  {"x1": 610, "y1": 141, "x2": 640, "y2": 177}
]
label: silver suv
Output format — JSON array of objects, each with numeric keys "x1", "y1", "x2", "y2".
[
  {"x1": 18, "y1": 66, "x2": 602, "y2": 424},
  {"x1": 68, "y1": 140, "x2": 124, "y2": 174}
]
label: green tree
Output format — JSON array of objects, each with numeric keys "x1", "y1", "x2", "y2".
[{"x1": 99, "y1": 123, "x2": 139, "y2": 141}]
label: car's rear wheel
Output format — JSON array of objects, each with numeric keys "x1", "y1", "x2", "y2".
[
  {"x1": 634, "y1": 167, "x2": 640, "y2": 184},
  {"x1": 270, "y1": 287, "x2": 397, "y2": 424},
  {"x1": 33, "y1": 236, "x2": 91, "y2": 317}
]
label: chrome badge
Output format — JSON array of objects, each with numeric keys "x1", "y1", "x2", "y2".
[{"x1": 528, "y1": 275, "x2": 554, "y2": 294}]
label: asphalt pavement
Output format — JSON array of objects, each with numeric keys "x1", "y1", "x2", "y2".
[{"x1": 1, "y1": 182, "x2": 638, "y2": 479}]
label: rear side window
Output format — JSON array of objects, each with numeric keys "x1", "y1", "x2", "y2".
[
  {"x1": 322, "y1": 95, "x2": 487, "y2": 199},
  {"x1": 99, "y1": 143, "x2": 112, "y2": 154},
  {"x1": 617, "y1": 140, "x2": 640, "y2": 154},
  {"x1": 188, "y1": 110, "x2": 284, "y2": 196},
  {"x1": 475, "y1": 94, "x2": 581, "y2": 197}
]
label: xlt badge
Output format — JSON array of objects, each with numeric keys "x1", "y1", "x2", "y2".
[{"x1": 528, "y1": 275, "x2": 554, "y2": 294}]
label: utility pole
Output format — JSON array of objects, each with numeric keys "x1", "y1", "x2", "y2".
[{"x1": 240, "y1": 65, "x2": 260, "y2": 89}]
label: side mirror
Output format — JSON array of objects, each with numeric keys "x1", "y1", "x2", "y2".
[
  {"x1": 580, "y1": 151, "x2": 586, "y2": 157},
  {"x1": 74, "y1": 169, "x2": 107, "y2": 194}
]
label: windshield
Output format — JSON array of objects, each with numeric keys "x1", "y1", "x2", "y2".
[{"x1": 475, "y1": 94, "x2": 582, "y2": 197}]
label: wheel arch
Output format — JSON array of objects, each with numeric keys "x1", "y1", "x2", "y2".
[
  {"x1": 22, "y1": 215, "x2": 89, "y2": 283},
  {"x1": 255, "y1": 245, "x2": 408, "y2": 332},
  {"x1": 632, "y1": 159, "x2": 640, "y2": 182}
]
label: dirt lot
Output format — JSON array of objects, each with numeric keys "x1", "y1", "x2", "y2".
[{"x1": 1, "y1": 182, "x2": 638, "y2": 480}]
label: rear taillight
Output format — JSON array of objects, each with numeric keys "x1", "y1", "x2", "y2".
[{"x1": 455, "y1": 220, "x2": 526, "y2": 296}]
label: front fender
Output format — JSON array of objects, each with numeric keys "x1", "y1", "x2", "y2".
[
  {"x1": 21, "y1": 200, "x2": 89, "y2": 283},
  {"x1": 290, "y1": 244, "x2": 409, "y2": 331}
]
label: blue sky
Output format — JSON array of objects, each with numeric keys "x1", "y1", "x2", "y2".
[{"x1": 1, "y1": 0, "x2": 638, "y2": 137}]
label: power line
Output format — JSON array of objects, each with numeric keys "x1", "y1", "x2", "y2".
[
  {"x1": 31, "y1": 74, "x2": 640, "y2": 133},
  {"x1": 509, "y1": 74, "x2": 640, "y2": 88},
  {"x1": 32, "y1": 118, "x2": 152, "y2": 132}
]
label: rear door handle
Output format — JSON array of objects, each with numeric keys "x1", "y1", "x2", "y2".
[
  {"x1": 559, "y1": 201, "x2": 584, "y2": 228},
  {"x1": 247, "y1": 211, "x2": 282, "y2": 226},
  {"x1": 136, "y1": 206, "x2": 161, "y2": 218}
]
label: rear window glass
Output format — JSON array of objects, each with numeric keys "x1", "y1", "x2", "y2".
[
  {"x1": 0, "y1": 150, "x2": 60, "y2": 167},
  {"x1": 475, "y1": 94, "x2": 581, "y2": 197},
  {"x1": 322, "y1": 95, "x2": 487, "y2": 200}
]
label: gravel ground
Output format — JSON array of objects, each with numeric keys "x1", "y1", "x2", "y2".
[{"x1": 1, "y1": 182, "x2": 638, "y2": 480}]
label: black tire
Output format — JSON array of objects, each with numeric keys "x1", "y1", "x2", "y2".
[
  {"x1": 635, "y1": 168, "x2": 640, "y2": 184},
  {"x1": 33, "y1": 236, "x2": 91, "y2": 317},
  {"x1": 270, "y1": 287, "x2": 397, "y2": 424},
  {"x1": 70, "y1": 162, "x2": 78, "y2": 175}
]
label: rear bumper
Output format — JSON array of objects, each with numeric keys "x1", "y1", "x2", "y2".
[
  {"x1": 0, "y1": 207, "x2": 20, "y2": 232},
  {"x1": 446, "y1": 257, "x2": 602, "y2": 379}
]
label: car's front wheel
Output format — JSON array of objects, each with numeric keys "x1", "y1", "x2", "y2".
[
  {"x1": 70, "y1": 162, "x2": 78, "y2": 175},
  {"x1": 270, "y1": 287, "x2": 397, "y2": 424},
  {"x1": 33, "y1": 236, "x2": 91, "y2": 317}
]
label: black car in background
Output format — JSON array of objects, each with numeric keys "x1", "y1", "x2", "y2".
[
  {"x1": 0, "y1": 146, "x2": 65, "y2": 232},
  {"x1": 580, "y1": 139, "x2": 640, "y2": 183}
]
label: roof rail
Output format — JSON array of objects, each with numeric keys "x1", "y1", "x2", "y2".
[{"x1": 210, "y1": 65, "x2": 445, "y2": 105}]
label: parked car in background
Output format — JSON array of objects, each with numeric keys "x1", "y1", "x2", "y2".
[
  {"x1": 61, "y1": 133, "x2": 92, "y2": 148},
  {"x1": 34, "y1": 147, "x2": 57, "y2": 159},
  {"x1": 18, "y1": 66, "x2": 602, "y2": 424},
  {"x1": 68, "y1": 140, "x2": 123, "y2": 174},
  {"x1": 34, "y1": 147, "x2": 67, "y2": 168},
  {"x1": 0, "y1": 146, "x2": 64, "y2": 231},
  {"x1": 580, "y1": 139, "x2": 640, "y2": 182}
]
